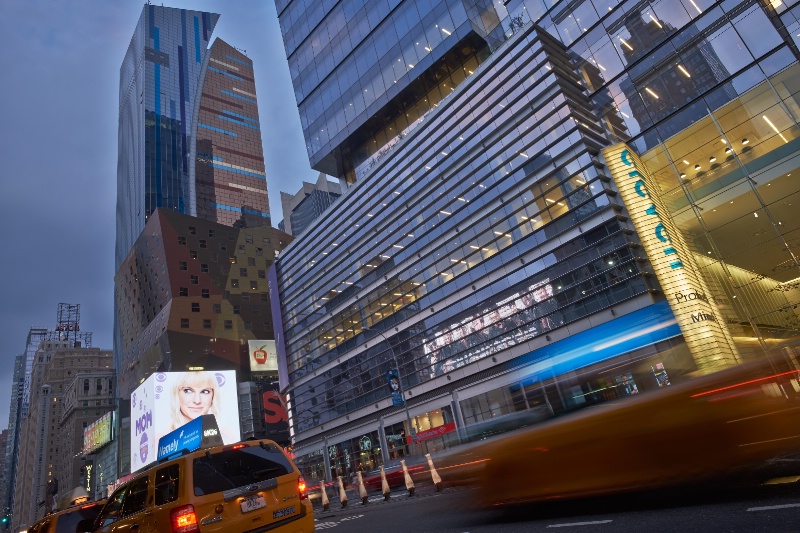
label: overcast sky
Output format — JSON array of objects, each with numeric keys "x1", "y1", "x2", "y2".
[{"x1": 0, "y1": 0, "x2": 318, "y2": 431}]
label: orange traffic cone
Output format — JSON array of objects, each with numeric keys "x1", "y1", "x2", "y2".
[
  {"x1": 380, "y1": 466, "x2": 391, "y2": 501},
  {"x1": 337, "y1": 476, "x2": 348, "y2": 508},
  {"x1": 320, "y1": 480, "x2": 330, "y2": 511},
  {"x1": 425, "y1": 453, "x2": 443, "y2": 491},
  {"x1": 401, "y1": 459, "x2": 415, "y2": 496},
  {"x1": 357, "y1": 472, "x2": 368, "y2": 504}
]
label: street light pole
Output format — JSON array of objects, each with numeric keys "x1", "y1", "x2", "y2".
[{"x1": 364, "y1": 327, "x2": 417, "y2": 455}]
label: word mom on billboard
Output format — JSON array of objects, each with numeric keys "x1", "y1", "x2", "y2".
[{"x1": 130, "y1": 370, "x2": 240, "y2": 472}]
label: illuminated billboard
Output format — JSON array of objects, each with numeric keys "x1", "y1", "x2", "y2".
[
  {"x1": 83, "y1": 411, "x2": 114, "y2": 455},
  {"x1": 130, "y1": 370, "x2": 241, "y2": 472},
  {"x1": 248, "y1": 340, "x2": 278, "y2": 372},
  {"x1": 422, "y1": 279, "x2": 560, "y2": 378}
]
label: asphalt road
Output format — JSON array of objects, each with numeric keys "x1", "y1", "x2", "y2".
[{"x1": 310, "y1": 475, "x2": 800, "y2": 532}]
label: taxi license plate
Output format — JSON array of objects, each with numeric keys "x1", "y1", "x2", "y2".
[
  {"x1": 240, "y1": 495, "x2": 267, "y2": 513},
  {"x1": 273, "y1": 505, "x2": 296, "y2": 519}
]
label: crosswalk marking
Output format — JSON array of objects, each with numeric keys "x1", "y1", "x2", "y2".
[{"x1": 547, "y1": 520, "x2": 613, "y2": 528}]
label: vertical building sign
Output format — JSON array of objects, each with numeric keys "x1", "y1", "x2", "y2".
[{"x1": 602, "y1": 144, "x2": 738, "y2": 373}]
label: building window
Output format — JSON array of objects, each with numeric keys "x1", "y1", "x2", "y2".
[
  {"x1": 263, "y1": 238, "x2": 270, "y2": 245},
  {"x1": 253, "y1": 305, "x2": 261, "y2": 314},
  {"x1": 246, "y1": 235, "x2": 253, "y2": 244},
  {"x1": 203, "y1": 319, "x2": 211, "y2": 329},
  {"x1": 240, "y1": 268, "x2": 248, "y2": 277},
  {"x1": 242, "y1": 292, "x2": 250, "y2": 301},
  {"x1": 199, "y1": 239, "x2": 207, "y2": 248},
  {"x1": 190, "y1": 275, "x2": 199, "y2": 285},
  {"x1": 238, "y1": 245, "x2": 246, "y2": 254},
  {"x1": 256, "y1": 247, "x2": 263, "y2": 256},
  {"x1": 188, "y1": 226, "x2": 196, "y2": 235},
  {"x1": 190, "y1": 250, "x2": 198, "y2": 259},
  {"x1": 247, "y1": 257, "x2": 256, "y2": 266},
  {"x1": 261, "y1": 293, "x2": 269, "y2": 301},
  {"x1": 200, "y1": 263, "x2": 209, "y2": 273},
  {"x1": 258, "y1": 270, "x2": 266, "y2": 279},
  {"x1": 223, "y1": 290, "x2": 230, "y2": 299},
  {"x1": 230, "y1": 256, "x2": 237, "y2": 264},
  {"x1": 202, "y1": 289, "x2": 210, "y2": 298},
  {"x1": 250, "y1": 281, "x2": 258, "y2": 290},
  {"x1": 224, "y1": 320, "x2": 233, "y2": 330},
  {"x1": 178, "y1": 236, "x2": 186, "y2": 245},
  {"x1": 181, "y1": 318, "x2": 189, "y2": 328},
  {"x1": 192, "y1": 303, "x2": 200, "y2": 312},
  {"x1": 233, "y1": 305, "x2": 241, "y2": 314},
  {"x1": 231, "y1": 279, "x2": 239, "y2": 288},
  {"x1": 179, "y1": 261, "x2": 187, "y2": 271},
  {"x1": 211, "y1": 253, "x2": 219, "y2": 262},
  {"x1": 213, "y1": 303, "x2": 221, "y2": 313},
  {"x1": 179, "y1": 287, "x2": 188, "y2": 297},
  {"x1": 245, "y1": 321, "x2": 253, "y2": 330},
  {"x1": 208, "y1": 229, "x2": 215, "y2": 238}
]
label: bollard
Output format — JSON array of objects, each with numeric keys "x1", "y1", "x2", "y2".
[
  {"x1": 380, "y1": 466, "x2": 391, "y2": 501},
  {"x1": 357, "y1": 472, "x2": 369, "y2": 504},
  {"x1": 425, "y1": 453, "x2": 443, "y2": 492},
  {"x1": 401, "y1": 459, "x2": 415, "y2": 496},
  {"x1": 337, "y1": 476, "x2": 348, "y2": 508},
  {"x1": 320, "y1": 480, "x2": 330, "y2": 511}
]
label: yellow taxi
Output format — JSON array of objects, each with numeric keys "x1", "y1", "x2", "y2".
[
  {"x1": 27, "y1": 499, "x2": 106, "y2": 533},
  {"x1": 79, "y1": 417, "x2": 313, "y2": 533}
]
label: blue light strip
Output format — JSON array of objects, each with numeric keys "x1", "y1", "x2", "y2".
[
  {"x1": 198, "y1": 123, "x2": 238, "y2": 137},
  {"x1": 209, "y1": 162, "x2": 266, "y2": 179},
  {"x1": 197, "y1": 152, "x2": 222, "y2": 161},
  {"x1": 217, "y1": 115, "x2": 260, "y2": 130},
  {"x1": 209, "y1": 66, "x2": 244, "y2": 81},
  {"x1": 193, "y1": 16, "x2": 201, "y2": 62},
  {"x1": 212, "y1": 203, "x2": 270, "y2": 217},
  {"x1": 225, "y1": 54, "x2": 253, "y2": 67},
  {"x1": 221, "y1": 90, "x2": 256, "y2": 103},
  {"x1": 222, "y1": 110, "x2": 259, "y2": 123},
  {"x1": 519, "y1": 300, "x2": 681, "y2": 382}
]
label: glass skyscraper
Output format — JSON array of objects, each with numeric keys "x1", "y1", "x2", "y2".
[
  {"x1": 271, "y1": 0, "x2": 800, "y2": 484},
  {"x1": 116, "y1": 5, "x2": 273, "y2": 378}
]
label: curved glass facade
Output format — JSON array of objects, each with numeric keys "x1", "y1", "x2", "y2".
[
  {"x1": 275, "y1": 0, "x2": 800, "y2": 478},
  {"x1": 117, "y1": 6, "x2": 220, "y2": 270}
]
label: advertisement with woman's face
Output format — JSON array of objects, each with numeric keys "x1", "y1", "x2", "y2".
[{"x1": 130, "y1": 370, "x2": 241, "y2": 472}]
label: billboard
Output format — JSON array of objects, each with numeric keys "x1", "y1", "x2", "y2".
[
  {"x1": 83, "y1": 411, "x2": 114, "y2": 455},
  {"x1": 248, "y1": 340, "x2": 278, "y2": 372},
  {"x1": 130, "y1": 370, "x2": 240, "y2": 472},
  {"x1": 421, "y1": 279, "x2": 560, "y2": 378}
]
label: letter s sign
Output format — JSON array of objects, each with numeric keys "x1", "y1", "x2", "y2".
[{"x1": 263, "y1": 391, "x2": 289, "y2": 425}]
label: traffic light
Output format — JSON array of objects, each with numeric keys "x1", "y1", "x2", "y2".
[{"x1": 0, "y1": 515, "x2": 8, "y2": 525}]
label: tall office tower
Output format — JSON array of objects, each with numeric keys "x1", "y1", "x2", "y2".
[
  {"x1": 1, "y1": 356, "x2": 23, "y2": 524},
  {"x1": 116, "y1": 5, "x2": 273, "y2": 375},
  {"x1": 22, "y1": 304, "x2": 93, "y2": 414},
  {"x1": 271, "y1": 0, "x2": 800, "y2": 483},
  {"x1": 279, "y1": 173, "x2": 342, "y2": 236},
  {"x1": 11, "y1": 342, "x2": 112, "y2": 530},
  {"x1": 5, "y1": 305, "x2": 92, "y2": 520}
]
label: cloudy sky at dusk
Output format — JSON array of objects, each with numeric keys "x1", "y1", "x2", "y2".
[{"x1": 0, "y1": 1, "x2": 318, "y2": 430}]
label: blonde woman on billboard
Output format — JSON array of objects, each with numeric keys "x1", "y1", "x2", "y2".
[
  {"x1": 169, "y1": 371, "x2": 239, "y2": 444},
  {"x1": 170, "y1": 371, "x2": 220, "y2": 427}
]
